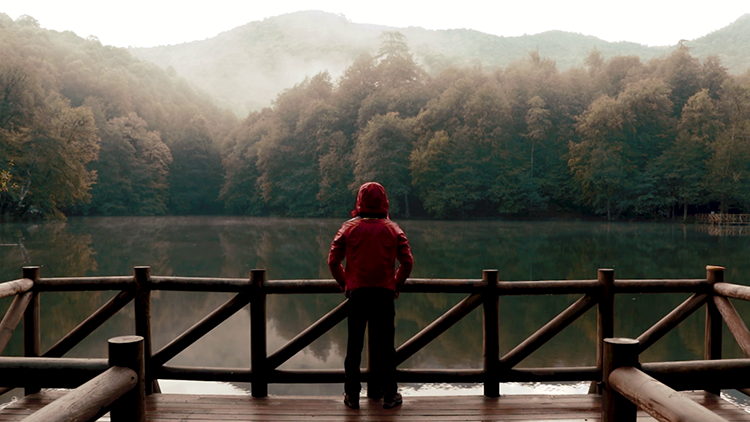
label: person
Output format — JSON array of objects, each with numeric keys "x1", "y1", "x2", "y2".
[{"x1": 328, "y1": 182, "x2": 414, "y2": 410}]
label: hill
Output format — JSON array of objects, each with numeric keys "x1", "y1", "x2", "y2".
[{"x1": 130, "y1": 11, "x2": 750, "y2": 116}]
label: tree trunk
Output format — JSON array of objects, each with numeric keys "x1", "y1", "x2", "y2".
[
  {"x1": 607, "y1": 199, "x2": 611, "y2": 222},
  {"x1": 403, "y1": 192, "x2": 410, "y2": 218},
  {"x1": 530, "y1": 141, "x2": 535, "y2": 179},
  {"x1": 683, "y1": 201, "x2": 688, "y2": 222}
]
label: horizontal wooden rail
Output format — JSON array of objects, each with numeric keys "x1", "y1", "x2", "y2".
[
  {"x1": 20, "y1": 366, "x2": 137, "y2": 422},
  {"x1": 641, "y1": 358, "x2": 750, "y2": 390},
  {"x1": 497, "y1": 280, "x2": 600, "y2": 295},
  {"x1": 614, "y1": 279, "x2": 709, "y2": 293},
  {"x1": 0, "y1": 357, "x2": 107, "y2": 387},
  {"x1": 155, "y1": 365, "x2": 598, "y2": 384},
  {"x1": 0, "y1": 278, "x2": 33, "y2": 299},
  {"x1": 34, "y1": 277, "x2": 134, "y2": 291},
  {"x1": 150, "y1": 276, "x2": 252, "y2": 292},
  {"x1": 610, "y1": 366, "x2": 729, "y2": 422},
  {"x1": 714, "y1": 282, "x2": 750, "y2": 301}
]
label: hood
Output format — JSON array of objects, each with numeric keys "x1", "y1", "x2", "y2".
[{"x1": 351, "y1": 182, "x2": 389, "y2": 217}]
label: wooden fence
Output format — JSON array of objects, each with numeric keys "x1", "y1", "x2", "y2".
[
  {"x1": 696, "y1": 213, "x2": 750, "y2": 225},
  {"x1": 1, "y1": 265, "x2": 750, "y2": 422}
]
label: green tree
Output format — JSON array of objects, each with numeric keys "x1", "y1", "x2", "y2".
[
  {"x1": 168, "y1": 115, "x2": 223, "y2": 214},
  {"x1": 569, "y1": 96, "x2": 628, "y2": 220},
  {"x1": 353, "y1": 112, "x2": 414, "y2": 216},
  {"x1": 88, "y1": 113, "x2": 172, "y2": 215}
]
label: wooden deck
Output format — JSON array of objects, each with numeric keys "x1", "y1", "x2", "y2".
[{"x1": 0, "y1": 391, "x2": 749, "y2": 421}]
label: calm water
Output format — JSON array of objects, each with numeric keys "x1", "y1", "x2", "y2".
[{"x1": 1, "y1": 217, "x2": 749, "y2": 397}]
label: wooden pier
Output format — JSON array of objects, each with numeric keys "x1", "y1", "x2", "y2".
[
  {"x1": 1, "y1": 266, "x2": 750, "y2": 421},
  {"x1": 1, "y1": 390, "x2": 749, "y2": 421},
  {"x1": 697, "y1": 213, "x2": 750, "y2": 225}
]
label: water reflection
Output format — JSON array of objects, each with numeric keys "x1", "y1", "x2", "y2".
[{"x1": 1, "y1": 217, "x2": 750, "y2": 396}]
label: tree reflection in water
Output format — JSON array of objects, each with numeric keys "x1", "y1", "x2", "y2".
[{"x1": 1, "y1": 217, "x2": 750, "y2": 395}]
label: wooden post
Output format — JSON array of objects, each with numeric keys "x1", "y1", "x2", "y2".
[
  {"x1": 705, "y1": 265, "x2": 724, "y2": 395},
  {"x1": 109, "y1": 335, "x2": 145, "y2": 422},
  {"x1": 250, "y1": 269, "x2": 267, "y2": 398},
  {"x1": 23, "y1": 266, "x2": 40, "y2": 396},
  {"x1": 602, "y1": 338, "x2": 639, "y2": 422},
  {"x1": 591, "y1": 269, "x2": 614, "y2": 394},
  {"x1": 134, "y1": 266, "x2": 159, "y2": 394},
  {"x1": 483, "y1": 269, "x2": 500, "y2": 398}
]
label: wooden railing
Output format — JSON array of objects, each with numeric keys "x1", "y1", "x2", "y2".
[
  {"x1": 10, "y1": 335, "x2": 145, "y2": 422},
  {"x1": 2, "y1": 265, "x2": 750, "y2": 421},
  {"x1": 697, "y1": 213, "x2": 750, "y2": 225}
]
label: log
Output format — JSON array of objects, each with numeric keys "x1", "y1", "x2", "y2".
[
  {"x1": 151, "y1": 291, "x2": 252, "y2": 367},
  {"x1": 609, "y1": 366, "x2": 729, "y2": 422},
  {"x1": 636, "y1": 293, "x2": 707, "y2": 353},
  {"x1": 497, "y1": 280, "x2": 601, "y2": 295},
  {"x1": 264, "y1": 278, "x2": 485, "y2": 294},
  {"x1": 134, "y1": 267, "x2": 158, "y2": 395},
  {"x1": 0, "y1": 278, "x2": 33, "y2": 299},
  {"x1": 594, "y1": 269, "x2": 615, "y2": 394},
  {"x1": 602, "y1": 338, "x2": 639, "y2": 422},
  {"x1": 44, "y1": 290, "x2": 134, "y2": 358},
  {"x1": 19, "y1": 366, "x2": 137, "y2": 422},
  {"x1": 149, "y1": 276, "x2": 252, "y2": 292},
  {"x1": 0, "y1": 292, "x2": 33, "y2": 354},
  {"x1": 155, "y1": 365, "x2": 599, "y2": 384},
  {"x1": 614, "y1": 279, "x2": 709, "y2": 293},
  {"x1": 0, "y1": 357, "x2": 108, "y2": 387},
  {"x1": 157, "y1": 365, "x2": 252, "y2": 382},
  {"x1": 33, "y1": 277, "x2": 134, "y2": 291},
  {"x1": 500, "y1": 294, "x2": 596, "y2": 369},
  {"x1": 713, "y1": 295, "x2": 750, "y2": 358},
  {"x1": 483, "y1": 269, "x2": 499, "y2": 398},
  {"x1": 705, "y1": 266, "x2": 724, "y2": 395},
  {"x1": 714, "y1": 282, "x2": 750, "y2": 301},
  {"x1": 642, "y1": 358, "x2": 750, "y2": 390},
  {"x1": 250, "y1": 269, "x2": 267, "y2": 398},
  {"x1": 23, "y1": 266, "x2": 40, "y2": 395},
  {"x1": 267, "y1": 299, "x2": 348, "y2": 369},
  {"x1": 108, "y1": 335, "x2": 145, "y2": 422},
  {"x1": 395, "y1": 293, "x2": 483, "y2": 366}
]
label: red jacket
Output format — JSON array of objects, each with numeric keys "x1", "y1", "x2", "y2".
[{"x1": 328, "y1": 182, "x2": 414, "y2": 294}]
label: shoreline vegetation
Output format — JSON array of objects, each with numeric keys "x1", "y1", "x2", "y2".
[{"x1": 3, "y1": 15, "x2": 750, "y2": 222}]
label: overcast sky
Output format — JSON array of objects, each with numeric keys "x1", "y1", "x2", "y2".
[{"x1": 3, "y1": 1, "x2": 749, "y2": 48}]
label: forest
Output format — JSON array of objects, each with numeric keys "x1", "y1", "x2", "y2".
[{"x1": 2, "y1": 14, "x2": 750, "y2": 221}]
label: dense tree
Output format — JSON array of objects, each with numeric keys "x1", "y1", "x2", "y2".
[
  {"x1": 353, "y1": 113, "x2": 414, "y2": 216},
  {"x1": 87, "y1": 113, "x2": 171, "y2": 215},
  {"x1": 6, "y1": 12, "x2": 750, "y2": 221},
  {"x1": 168, "y1": 115, "x2": 223, "y2": 214}
]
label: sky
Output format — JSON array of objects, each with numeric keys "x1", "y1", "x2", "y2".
[{"x1": 3, "y1": 0, "x2": 749, "y2": 48}]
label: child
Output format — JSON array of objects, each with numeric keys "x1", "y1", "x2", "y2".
[{"x1": 328, "y1": 182, "x2": 414, "y2": 409}]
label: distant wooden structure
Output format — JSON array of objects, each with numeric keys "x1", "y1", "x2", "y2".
[
  {"x1": 697, "y1": 213, "x2": 750, "y2": 225},
  {"x1": 1, "y1": 266, "x2": 750, "y2": 421}
]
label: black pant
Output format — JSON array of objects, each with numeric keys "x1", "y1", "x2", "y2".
[{"x1": 344, "y1": 288, "x2": 397, "y2": 398}]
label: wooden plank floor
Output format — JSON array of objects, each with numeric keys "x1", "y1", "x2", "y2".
[{"x1": 1, "y1": 391, "x2": 749, "y2": 421}]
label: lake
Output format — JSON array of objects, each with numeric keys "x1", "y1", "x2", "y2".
[{"x1": 1, "y1": 216, "x2": 749, "y2": 397}]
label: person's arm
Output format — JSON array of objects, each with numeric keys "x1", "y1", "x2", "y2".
[
  {"x1": 394, "y1": 231, "x2": 413, "y2": 296},
  {"x1": 327, "y1": 229, "x2": 347, "y2": 292}
]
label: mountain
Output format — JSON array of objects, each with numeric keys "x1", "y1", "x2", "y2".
[{"x1": 129, "y1": 11, "x2": 750, "y2": 117}]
